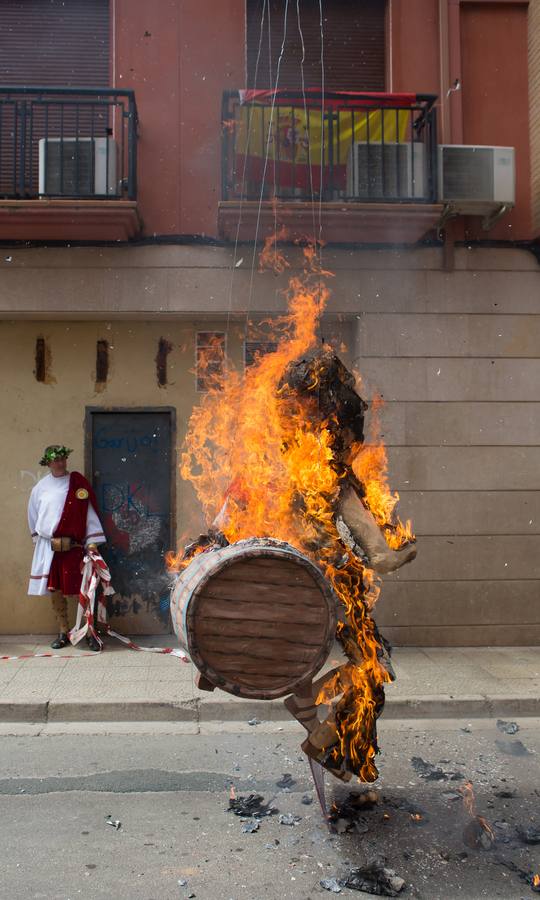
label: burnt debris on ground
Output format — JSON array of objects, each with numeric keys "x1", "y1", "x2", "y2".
[
  {"x1": 227, "y1": 792, "x2": 275, "y2": 819},
  {"x1": 411, "y1": 756, "x2": 464, "y2": 781},
  {"x1": 340, "y1": 859, "x2": 405, "y2": 896},
  {"x1": 497, "y1": 719, "x2": 520, "y2": 736}
]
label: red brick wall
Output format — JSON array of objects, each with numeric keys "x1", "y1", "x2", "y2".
[
  {"x1": 460, "y1": 2, "x2": 531, "y2": 240},
  {"x1": 114, "y1": 0, "x2": 245, "y2": 236}
]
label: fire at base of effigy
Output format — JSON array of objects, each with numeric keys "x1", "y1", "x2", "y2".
[{"x1": 168, "y1": 239, "x2": 417, "y2": 785}]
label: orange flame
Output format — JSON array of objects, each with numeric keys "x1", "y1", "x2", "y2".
[
  {"x1": 461, "y1": 780, "x2": 476, "y2": 818},
  {"x1": 461, "y1": 781, "x2": 495, "y2": 843},
  {"x1": 352, "y1": 395, "x2": 414, "y2": 548},
  {"x1": 177, "y1": 234, "x2": 413, "y2": 780},
  {"x1": 533, "y1": 874, "x2": 540, "y2": 888}
]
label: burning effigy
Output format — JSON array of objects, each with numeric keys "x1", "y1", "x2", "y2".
[{"x1": 169, "y1": 240, "x2": 417, "y2": 784}]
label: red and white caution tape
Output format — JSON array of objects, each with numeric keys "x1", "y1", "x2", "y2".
[{"x1": 0, "y1": 652, "x2": 96, "y2": 661}]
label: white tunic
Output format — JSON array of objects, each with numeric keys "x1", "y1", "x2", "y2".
[{"x1": 27, "y1": 473, "x2": 106, "y2": 596}]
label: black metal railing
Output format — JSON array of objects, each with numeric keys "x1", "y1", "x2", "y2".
[
  {"x1": 222, "y1": 90, "x2": 437, "y2": 204},
  {"x1": 0, "y1": 86, "x2": 137, "y2": 200}
]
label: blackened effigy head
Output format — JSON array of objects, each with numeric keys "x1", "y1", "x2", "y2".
[{"x1": 278, "y1": 348, "x2": 367, "y2": 458}]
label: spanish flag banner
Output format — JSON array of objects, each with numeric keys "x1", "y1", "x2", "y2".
[{"x1": 232, "y1": 91, "x2": 414, "y2": 196}]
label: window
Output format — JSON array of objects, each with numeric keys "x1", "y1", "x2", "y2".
[
  {"x1": 0, "y1": 0, "x2": 110, "y2": 87},
  {"x1": 0, "y1": 0, "x2": 111, "y2": 199},
  {"x1": 244, "y1": 340, "x2": 278, "y2": 368},
  {"x1": 196, "y1": 332, "x2": 226, "y2": 392},
  {"x1": 246, "y1": 0, "x2": 386, "y2": 92}
]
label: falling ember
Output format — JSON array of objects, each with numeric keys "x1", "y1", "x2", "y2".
[
  {"x1": 461, "y1": 780, "x2": 476, "y2": 818},
  {"x1": 460, "y1": 781, "x2": 495, "y2": 851},
  {"x1": 532, "y1": 874, "x2": 540, "y2": 892},
  {"x1": 174, "y1": 234, "x2": 416, "y2": 782}
]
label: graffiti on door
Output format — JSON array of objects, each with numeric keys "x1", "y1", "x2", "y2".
[{"x1": 89, "y1": 411, "x2": 174, "y2": 626}]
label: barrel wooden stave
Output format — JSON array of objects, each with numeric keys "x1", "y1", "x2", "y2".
[{"x1": 170, "y1": 539, "x2": 336, "y2": 700}]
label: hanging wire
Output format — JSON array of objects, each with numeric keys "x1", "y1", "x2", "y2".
[
  {"x1": 317, "y1": 0, "x2": 326, "y2": 263},
  {"x1": 296, "y1": 0, "x2": 318, "y2": 244},
  {"x1": 212, "y1": 1, "x2": 328, "y2": 517},
  {"x1": 227, "y1": 0, "x2": 327, "y2": 355},
  {"x1": 268, "y1": 0, "x2": 279, "y2": 274},
  {"x1": 297, "y1": 0, "x2": 325, "y2": 421},
  {"x1": 316, "y1": 0, "x2": 326, "y2": 344},
  {"x1": 218, "y1": 0, "x2": 282, "y2": 484},
  {"x1": 245, "y1": 0, "x2": 290, "y2": 327},
  {"x1": 225, "y1": 0, "x2": 269, "y2": 340}
]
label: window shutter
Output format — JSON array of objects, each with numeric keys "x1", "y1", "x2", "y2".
[
  {"x1": 0, "y1": 0, "x2": 109, "y2": 86},
  {"x1": 247, "y1": 0, "x2": 386, "y2": 92}
]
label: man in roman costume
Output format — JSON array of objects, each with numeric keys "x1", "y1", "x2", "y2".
[{"x1": 27, "y1": 445, "x2": 106, "y2": 650}]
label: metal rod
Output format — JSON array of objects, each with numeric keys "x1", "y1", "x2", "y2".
[{"x1": 127, "y1": 93, "x2": 137, "y2": 200}]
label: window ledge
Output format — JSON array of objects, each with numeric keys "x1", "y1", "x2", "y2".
[
  {"x1": 0, "y1": 199, "x2": 141, "y2": 242},
  {"x1": 218, "y1": 200, "x2": 444, "y2": 245}
]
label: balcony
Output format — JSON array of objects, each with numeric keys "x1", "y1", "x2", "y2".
[
  {"x1": 0, "y1": 87, "x2": 140, "y2": 241},
  {"x1": 219, "y1": 89, "x2": 443, "y2": 244}
]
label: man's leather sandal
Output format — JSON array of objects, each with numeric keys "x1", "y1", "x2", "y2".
[
  {"x1": 86, "y1": 634, "x2": 102, "y2": 652},
  {"x1": 51, "y1": 633, "x2": 69, "y2": 650}
]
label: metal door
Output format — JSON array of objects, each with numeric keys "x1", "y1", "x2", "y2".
[{"x1": 86, "y1": 408, "x2": 175, "y2": 634}]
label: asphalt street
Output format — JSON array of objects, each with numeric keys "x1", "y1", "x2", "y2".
[{"x1": 1, "y1": 718, "x2": 539, "y2": 900}]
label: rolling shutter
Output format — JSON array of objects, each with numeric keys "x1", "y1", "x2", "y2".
[
  {"x1": 247, "y1": 0, "x2": 386, "y2": 91},
  {"x1": 0, "y1": 0, "x2": 109, "y2": 86}
]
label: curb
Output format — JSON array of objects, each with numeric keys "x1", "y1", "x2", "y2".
[
  {"x1": 0, "y1": 694, "x2": 539, "y2": 724},
  {"x1": 382, "y1": 695, "x2": 540, "y2": 719}
]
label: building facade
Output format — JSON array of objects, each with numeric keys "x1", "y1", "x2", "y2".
[{"x1": 0, "y1": 0, "x2": 538, "y2": 644}]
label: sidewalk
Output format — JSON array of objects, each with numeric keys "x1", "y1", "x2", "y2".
[{"x1": 0, "y1": 635, "x2": 539, "y2": 724}]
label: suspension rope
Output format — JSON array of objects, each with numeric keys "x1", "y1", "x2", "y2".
[
  {"x1": 318, "y1": 0, "x2": 326, "y2": 263},
  {"x1": 316, "y1": 0, "x2": 326, "y2": 344},
  {"x1": 228, "y1": 0, "x2": 327, "y2": 347},
  {"x1": 296, "y1": 0, "x2": 318, "y2": 245},
  {"x1": 245, "y1": 0, "x2": 290, "y2": 334},
  {"x1": 225, "y1": 0, "x2": 269, "y2": 341},
  {"x1": 268, "y1": 0, "x2": 279, "y2": 275}
]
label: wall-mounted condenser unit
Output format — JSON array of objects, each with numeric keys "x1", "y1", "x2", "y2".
[
  {"x1": 346, "y1": 141, "x2": 427, "y2": 200},
  {"x1": 38, "y1": 137, "x2": 117, "y2": 196},
  {"x1": 438, "y1": 145, "x2": 515, "y2": 212}
]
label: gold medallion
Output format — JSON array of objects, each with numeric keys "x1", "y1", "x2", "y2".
[{"x1": 76, "y1": 488, "x2": 89, "y2": 500}]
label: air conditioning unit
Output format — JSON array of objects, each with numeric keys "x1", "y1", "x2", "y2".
[
  {"x1": 438, "y1": 145, "x2": 515, "y2": 213},
  {"x1": 346, "y1": 142, "x2": 427, "y2": 200},
  {"x1": 38, "y1": 137, "x2": 117, "y2": 196}
]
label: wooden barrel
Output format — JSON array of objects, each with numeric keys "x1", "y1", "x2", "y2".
[{"x1": 170, "y1": 538, "x2": 337, "y2": 700}]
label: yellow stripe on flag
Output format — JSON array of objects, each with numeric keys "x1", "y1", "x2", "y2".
[{"x1": 236, "y1": 106, "x2": 410, "y2": 162}]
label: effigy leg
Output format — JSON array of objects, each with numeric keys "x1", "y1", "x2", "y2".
[
  {"x1": 284, "y1": 666, "x2": 343, "y2": 732},
  {"x1": 337, "y1": 483, "x2": 416, "y2": 575},
  {"x1": 284, "y1": 664, "x2": 355, "y2": 783}
]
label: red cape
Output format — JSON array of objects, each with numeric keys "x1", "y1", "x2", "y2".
[{"x1": 53, "y1": 472, "x2": 100, "y2": 543}]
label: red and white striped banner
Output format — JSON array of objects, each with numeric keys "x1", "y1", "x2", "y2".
[{"x1": 69, "y1": 550, "x2": 188, "y2": 659}]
